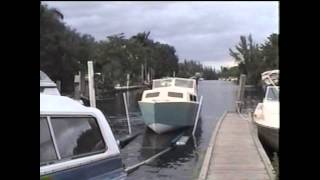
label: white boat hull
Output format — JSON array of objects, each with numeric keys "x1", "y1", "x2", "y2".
[
  {"x1": 255, "y1": 122, "x2": 279, "y2": 152},
  {"x1": 148, "y1": 123, "x2": 178, "y2": 134},
  {"x1": 253, "y1": 102, "x2": 279, "y2": 152}
]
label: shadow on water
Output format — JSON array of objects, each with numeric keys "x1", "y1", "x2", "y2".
[{"x1": 92, "y1": 80, "x2": 238, "y2": 179}]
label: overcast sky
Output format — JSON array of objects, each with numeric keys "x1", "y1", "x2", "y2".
[{"x1": 44, "y1": 1, "x2": 279, "y2": 69}]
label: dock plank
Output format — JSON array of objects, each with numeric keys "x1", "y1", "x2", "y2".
[{"x1": 199, "y1": 112, "x2": 275, "y2": 180}]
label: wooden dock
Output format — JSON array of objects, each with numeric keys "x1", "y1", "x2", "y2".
[{"x1": 199, "y1": 111, "x2": 275, "y2": 180}]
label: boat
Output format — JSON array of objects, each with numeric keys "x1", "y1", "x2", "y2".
[
  {"x1": 138, "y1": 77, "x2": 199, "y2": 134},
  {"x1": 40, "y1": 94, "x2": 126, "y2": 179},
  {"x1": 40, "y1": 71, "x2": 60, "y2": 96},
  {"x1": 253, "y1": 70, "x2": 279, "y2": 151}
]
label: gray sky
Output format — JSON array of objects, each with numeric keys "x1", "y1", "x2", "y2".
[{"x1": 44, "y1": 1, "x2": 279, "y2": 69}]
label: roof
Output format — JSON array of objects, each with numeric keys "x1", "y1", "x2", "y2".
[
  {"x1": 153, "y1": 77, "x2": 195, "y2": 81},
  {"x1": 40, "y1": 94, "x2": 92, "y2": 113}
]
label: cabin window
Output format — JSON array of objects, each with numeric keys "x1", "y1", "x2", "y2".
[
  {"x1": 189, "y1": 95, "x2": 197, "y2": 102},
  {"x1": 168, "y1": 92, "x2": 183, "y2": 98},
  {"x1": 153, "y1": 79, "x2": 173, "y2": 88},
  {"x1": 50, "y1": 117, "x2": 106, "y2": 160},
  {"x1": 175, "y1": 79, "x2": 194, "y2": 88},
  {"x1": 40, "y1": 117, "x2": 58, "y2": 166},
  {"x1": 146, "y1": 92, "x2": 160, "y2": 98}
]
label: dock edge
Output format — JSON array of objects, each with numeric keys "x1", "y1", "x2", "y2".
[
  {"x1": 247, "y1": 112, "x2": 276, "y2": 180},
  {"x1": 197, "y1": 111, "x2": 228, "y2": 180}
]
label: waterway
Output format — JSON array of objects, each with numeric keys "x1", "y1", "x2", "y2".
[{"x1": 94, "y1": 80, "x2": 238, "y2": 179}]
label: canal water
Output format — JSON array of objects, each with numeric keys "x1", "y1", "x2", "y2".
[{"x1": 94, "y1": 80, "x2": 238, "y2": 179}]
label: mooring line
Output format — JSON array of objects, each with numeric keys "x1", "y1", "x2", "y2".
[
  {"x1": 125, "y1": 146, "x2": 173, "y2": 174},
  {"x1": 124, "y1": 132, "x2": 184, "y2": 174}
]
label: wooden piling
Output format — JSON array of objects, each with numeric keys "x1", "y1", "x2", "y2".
[
  {"x1": 74, "y1": 74, "x2": 80, "y2": 100},
  {"x1": 123, "y1": 92, "x2": 132, "y2": 135},
  {"x1": 237, "y1": 74, "x2": 246, "y2": 112},
  {"x1": 87, "y1": 61, "x2": 96, "y2": 107}
]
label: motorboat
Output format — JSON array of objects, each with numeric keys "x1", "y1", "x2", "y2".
[
  {"x1": 253, "y1": 70, "x2": 279, "y2": 151},
  {"x1": 138, "y1": 77, "x2": 199, "y2": 134},
  {"x1": 40, "y1": 94, "x2": 126, "y2": 179}
]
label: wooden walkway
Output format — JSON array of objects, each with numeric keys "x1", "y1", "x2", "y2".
[{"x1": 199, "y1": 112, "x2": 275, "y2": 180}]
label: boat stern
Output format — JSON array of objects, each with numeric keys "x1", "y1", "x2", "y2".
[{"x1": 138, "y1": 101, "x2": 199, "y2": 134}]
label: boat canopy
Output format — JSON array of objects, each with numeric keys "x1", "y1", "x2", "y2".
[{"x1": 261, "y1": 70, "x2": 279, "y2": 86}]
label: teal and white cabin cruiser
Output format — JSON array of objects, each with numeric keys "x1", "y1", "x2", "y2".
[{"x1": 138, "y1": 77, "x2": 199, "y2": 134}]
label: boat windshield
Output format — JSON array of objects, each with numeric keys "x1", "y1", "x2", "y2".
[
  {"x1": 153, "y1": 79, "x2": 173, "y2": 88},
  {"x1": 266, "y1": 87, "x2": 279, "y2": 101},
  {"x1": 175, "y1": 79, "x2": 194, "y2": 88}
]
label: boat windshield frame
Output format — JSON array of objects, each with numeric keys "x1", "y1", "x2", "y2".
[
  {"x1": 265, "y1": 86, "x2": 279, "y2": 101},
  {"x1": 152, "y1": 78, "x2": 195, "y2": 89}
]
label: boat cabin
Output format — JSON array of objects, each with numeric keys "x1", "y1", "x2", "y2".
[
  {"x1": 40, "y1": 94, "x2": 125, "y2": 180},
  {"x1": 141, "y1": 78, "x2": 197, "y2": 102}
]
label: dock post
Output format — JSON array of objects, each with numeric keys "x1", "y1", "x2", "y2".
[
  {"x1": 88, "y1": 61, "x2": 96, "y2": 107},
  {"x1": 74, "y1": 74, "x2": 80, "y2": 100},
  {"x1": 237, "y1": 74, "x2": 246, "y2": 112},
  {"x1": 141, "y1": 64, "x2": 144, "y2": 83},
  {"x1": 123, "y1": 92, "x2": 132, "y2": 135},
  {"x1": 126, "y1": 73, "x2": 130, "y2": 90},
  {"x1": 126, "y1": 73, "x2": 130, "y2": 105},
  {"x1": 192, "y1": 96, "x2": 203, "y2": 136}
]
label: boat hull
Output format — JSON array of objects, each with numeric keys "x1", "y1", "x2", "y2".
[
  {"x1": 138, "y1": 101, "x2": 199, "y2": 134},
  {"x1": 255, "y1": 122, "x2": 279, "y2": 152}
]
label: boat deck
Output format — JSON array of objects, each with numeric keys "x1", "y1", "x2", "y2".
[{"x1": 199, "y1": 112, "x2": 275, "y2": 180}]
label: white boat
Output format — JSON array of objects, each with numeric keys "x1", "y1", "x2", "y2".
[
  {"x1": 138, "y1": 77, "x2": 199, "y2": 134},
  {"x1": 253, "y1": 70, "x2": 279, "y2": 151},
  {"x1": 40, "y1": 94, "x2": 126, "y2": 179}
]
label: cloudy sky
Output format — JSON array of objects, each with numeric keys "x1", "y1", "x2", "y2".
[{"x1": 44, "y1": 1, "x2": 279, "y2": 69}]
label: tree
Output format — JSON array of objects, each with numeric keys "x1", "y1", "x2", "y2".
[
  {"x1": 261, "y1": 33, "x2": 279, "y2": 70},
  {"x1": 40, "y1": 3, "x2": 96, "y2": 93},
  {"x1": 177, "y1": 59, "x2": 218, "y2": 80},
  {"x1": 95, "y1": 31, "x2": 179, "y2": 89},
  {"x1": 218, "y1": 66, "x2": 239, "y2": 79},
  {"x1": 228, "y1": 33, "x2": 279, "y2": 86},
  {"x1": 229, "y1": 34, "x2": 263, "y2": 85}
]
